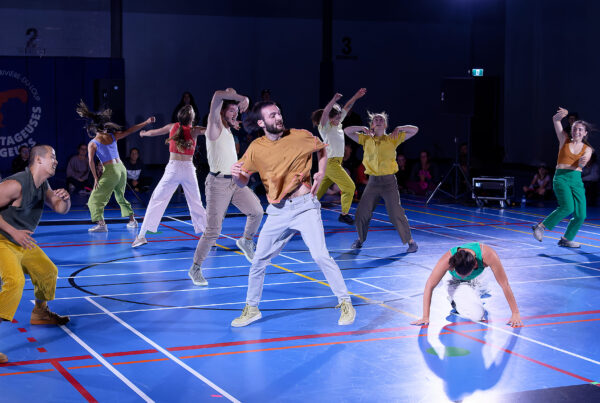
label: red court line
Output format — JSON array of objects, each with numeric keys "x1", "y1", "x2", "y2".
[
  {"x1": 52, "y1": 361, "x2": 98, "y2": 402},
  {"x1": 0, "y1": 354, "x2": 92, "y2": 367},
  {"x1": 446, "y1": 326, "x2": 600, "y2": 386}
]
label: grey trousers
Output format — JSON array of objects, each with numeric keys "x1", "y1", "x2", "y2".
[
  {"x1": 355, "y1": 174, "x2": 413, "y2": 244},
  {"x1": 193, "y1": 174, "x2": 264, "y2": 266},
  {"x1": 246, "y1": 193, "x2": 350, "y2": 306}
]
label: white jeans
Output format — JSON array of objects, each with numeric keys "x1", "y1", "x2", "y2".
[
  {"x1": 138, "y1": 160, "x2": 207, "y2": 237},
  {"x1": 246, "y1": 193, "x2": 350, "y2": 306},
  {"x1": 447, "y1": 277, "x2": 486, "y2": 322}
]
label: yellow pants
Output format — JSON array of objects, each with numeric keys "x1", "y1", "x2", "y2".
[
  {"x1": 316, "y1": 157, "x2": 356, "y2": 214},
  {"x1": 0, "y1": 235, "x2": 57, "y2": 321}
]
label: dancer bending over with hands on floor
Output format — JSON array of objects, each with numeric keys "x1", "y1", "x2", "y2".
[
  {"x1": 532, "y1": 107, "x2": 593, "y2": 248},
  {"x1": 411, "y1": 242, "x2": 522, "y2": 327},
  {"x1": 132, "y1": 105, "x2": 207, "y2": 248},
  {"x1": 344, "y1": 112, "x2": 419, "y2": 252}
]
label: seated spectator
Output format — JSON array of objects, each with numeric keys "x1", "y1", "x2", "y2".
[
  {"x1": 408, "y1": 150, "x2": 438, "y2": 195},
  {"x1": 11, "y1": 145, "x2": 29, "y2": 174},
  {"x1": 124, "y1": 148, "x2": 152, "y2": 192},
  {"x1": 583, "y1": 154, "x2": 600, "y2": 206},
  {"x1": 66, "y1": 143, "x2": 93, "y2": 194},
  {"x1": 523, "y1": 164, "x2": 552, "y2": 200},
  {"x1": 396, "y1": 153, "x2": 410, "y2": 193}
]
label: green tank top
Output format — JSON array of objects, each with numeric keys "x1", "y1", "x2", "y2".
[
  {"x1": 0, "y1": 167, "x2": 49, "y2": 246},
  {"x1": 449, "y1": 242, "x2": 485, "y2": 281}
]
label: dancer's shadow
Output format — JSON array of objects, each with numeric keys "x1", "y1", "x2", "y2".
[
  {"x1": 418, "y1": 320, "x2": 520, "y2": 402},
  {"x1": 538, "y1": 249, "x2": 600, "y2": 285}
]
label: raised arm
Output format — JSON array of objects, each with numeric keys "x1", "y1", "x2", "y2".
[
  {"x1": 411, "y1": 251, "x2": 452, "y2": 326},
  {"x1": 115, "y1": 116, "x2": 156, "y2": 140},
  {"x1": 320, "y1": 93, "x2": 343, "y2": 127},
  {"x1": 342, "y1": 88, "x2": 367, "y2": 113},
  {"x1": 392, "y1": 125, "x2": 419, "y2": 141},
  {"x1": 0, "y1": 179, "x2": 36, "y2": 249},
  {"x1": 344, "y1": 126, "x2": 368, "y2": 144},
  {"x1": 191, "y1": 126, "x2": 207, "y2": 138},
  {"x1": 45, "y1": 184, "x2": 71, "y2": 215},
  {"x1": 552, "y1": 107, "x2": 568, "y2": 145},
  {"x1": 206, "y1": 89, "x2": 249, "y2": 141},
  {"x1": 139, "y1": 123, "x2": 173, "y2": 138},
  {"x1": 482, "y1": 245, "x2": 522, "y2": 327}
]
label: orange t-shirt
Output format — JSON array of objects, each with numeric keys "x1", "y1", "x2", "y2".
[
  {"x1": 557, "y1": 139, "x2": 588, "y2": 168},
  {"x1": 239, "y1": 129, "x2": 326, "y2": 203}
]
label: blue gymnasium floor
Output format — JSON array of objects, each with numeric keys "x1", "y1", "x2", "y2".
[{"x1": 2, "y1": 192, "x2": 600, "y2": 402}]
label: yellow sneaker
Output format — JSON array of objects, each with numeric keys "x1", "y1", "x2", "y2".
[
  {"x1": 336, "y1": 300, "x2": 356, "y2": 325},
  {"x1": 231, "y1": 305, "x2": 262, "y2": 327}
]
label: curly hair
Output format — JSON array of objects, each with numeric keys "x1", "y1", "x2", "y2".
[
  {"x1": 166, "y1": 105, "x2": 195, "y2": 152},
  {"x1": 76, "y1": 100, "x2": 121, "y2": 137}
]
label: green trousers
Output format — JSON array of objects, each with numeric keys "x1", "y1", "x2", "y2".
[
  {"x1": 316, "y1": 157, "x2": 356, "y2": 214},
  {"x1": 542, "y1": 169, "x2": 586, "y2": 241},
  {"x1": 88, "y1": 162, "x2": 134, "y2": 222}
]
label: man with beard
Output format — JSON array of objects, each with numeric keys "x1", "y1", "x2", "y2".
[
  {"x1": 229, "y1": 101, "x2": 356, "y2": 327},
  {"x1": 0, "y1": 145, "x2": 71, "y2": 364},
  {"x1": 188, "y1": 89, "x2": 264, "y2": 286}
]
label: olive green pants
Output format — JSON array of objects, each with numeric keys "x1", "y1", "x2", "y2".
[{"x1": 88, "y1": 162, "x2": 134, "y2": 222}]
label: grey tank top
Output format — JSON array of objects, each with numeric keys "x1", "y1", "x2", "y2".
[{"x1": 0, "y1": 167, "x2": 48, "y2": 245}]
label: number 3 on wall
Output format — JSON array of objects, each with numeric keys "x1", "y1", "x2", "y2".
[{"x1": 342, "y1": 36, "x2": 352, "y2": 55}]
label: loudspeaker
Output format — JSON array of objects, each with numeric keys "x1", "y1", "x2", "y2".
[
  {"x1": 94, "y1": 79, "x2": 125, "y2": 122},
  {"x1": 441, "y1": 78, "x2": 474, "y2": 116}
]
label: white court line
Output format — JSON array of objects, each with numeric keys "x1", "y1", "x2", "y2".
[
  {"x1": 85, "y1": 297, "x2": 240, "y2": 403},
  {"x1": 511, "y1": 274, "x2": 600, "y2": 285},
  {"x1": 28, "y1": 301, "x2": 154, "y2": 402},
  {"x1": 352, "y1": 278, "x2": 414, "y2": 300},
  {"x1": 451, "y1": 311, "x2": 600, "y2": 367},
  {"x1": 67, "y1": 290, "x2": 390, "y2": 318}
]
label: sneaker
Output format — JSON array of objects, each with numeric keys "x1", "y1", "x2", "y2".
[
  {"x1": 236, "y1": 237, "x2": 256, "y2": 263},
  {"x1": 188, "y1": 263, "x2": 208, "y2": 286},
  {"x1": 336, "y1": 300, "x2": 356, "y2": 325},
  {"x1": 532, "y1": 223, "x2": 544, "y2": 242},
  {"x1": 351, "y1": 239, "x2": 363, "y2": 249},
  {"x1": 127, "y1": 219, "x2": 138, "y2": 229},
  {"x1": 406, "y1": 241, "x2": 418, "y2": 253},
  {"x1": 0, "y1": 352, "x2": 7, "y2": 364},
  {"x1": 30, "y1": 305, "x2": 70, "y2": 325},
  {"x1": 231, "y1": 305, "x2": 262, "y2": 327},
  {"x1": 558, "y1": 238, "x2": 581, "y2": 248},
  {"x1": 131, "y1": 236, "x2": 148, "y2": 248},
  {"x1": 338, "y1": 214, "x2": 355, "y2": 225},
  {"x1": 88, "y1": 223, "x2": 107, "y2": 232}
]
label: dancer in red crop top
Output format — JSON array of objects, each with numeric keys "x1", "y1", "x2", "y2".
[{"x1": 132, "y1": 105, "x2": 207, "y2": 248}]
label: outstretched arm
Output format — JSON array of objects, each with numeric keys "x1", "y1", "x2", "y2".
[
  {"x1": 115, "y1": 116, "x2": 156, "y2": 140},
  {"x1": 45, "y1": 184, "x2": 71, "y2": 215},
  {"x1": 411, "y1": 251, "x2": 452, "y2": 326},
  {"x1": 140, "y1": 123, "x2": 174, "y2": 138},
  {"x1": 320, "y1": 93, "x2": 343, "y2": 127},
  {"x1": 342, "y1": 88, "x2": 367, "y2": 113},
  {"x1": 191, "y1": 126, "x2": 207, "y2": 138},
  {"x1": 552, "y1": 107, "x2": 568, "y2": 145},
  {"x1": 483, "y1": 244, "x2": 522, "y2": 327},
  {"x1": 344, "y1": 126, "x2": 368, "y2": 143},
  {"x1": 206, "y1": 88, "x2": 249, "y2": 141}
]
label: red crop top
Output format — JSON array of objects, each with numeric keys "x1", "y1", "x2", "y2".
[{"x1": 168, "y1": 123, "x2": 196, "y2": 155}]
